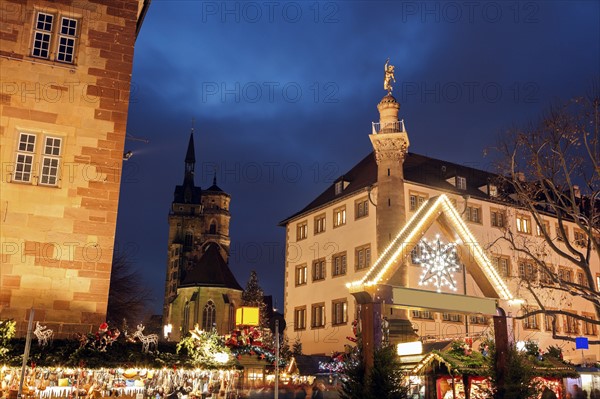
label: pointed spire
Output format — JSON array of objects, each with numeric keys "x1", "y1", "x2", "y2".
[
  {"x1": 213, "y1": 171, "x2": 217, "y2": 186},
  {"x1": 185, "y1": 120, "x2": 196, "y2": 164}
]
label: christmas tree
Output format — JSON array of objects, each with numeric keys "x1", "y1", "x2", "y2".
[{"x1": 242, "y1": 270, "x2": 268, "y2": 328}]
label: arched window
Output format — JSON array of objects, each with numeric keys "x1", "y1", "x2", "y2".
[
  {"x1": 209, "y1": 221, "x2": 217, "y2": 235},
  {"x1": 202, "y1": 300, "x2": 216, "y2": 331},
  {"x1": 229, "y1": 303, "x2": 236, "y2": 332},
  {"x1": 183, "y1": 301, "x2": 190, "y2": 334}
]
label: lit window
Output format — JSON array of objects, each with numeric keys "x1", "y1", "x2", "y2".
[
  {"x1": 456, "y1": 176, "x2": 467, "y2": 190},
  {"x1": 312, "y1": 258, "x2": 326, "y2": 281},
  {"x1": 355, "y1": 244, "x2": 371, "y2": 270},
  {"x1": 13, "y1": 133, "x2": 36, "y2": 183},
  {"x1": 295, "y1": 264, "x2": 307, "y2": 286},
  {"x1": 314, "y1": 214, "x2": 326, "y2": 234},
  {"x1": 332, "y1": 299, "x2": 348, "y2": 325},
  {"x1": 465, "y1": 205, "x2": 482, "y2": 223},
  {"x1": 39, "y1": 136, "x2": 62, "y2": 186},
  {"x1": 516, "y1": 215, "x2": 532, "y2": 234},
  {"x1": 490, "y1": 209, "x2": 505, "y2": 228},
  {"x1": 332, "y1": 252, "x2": 347, "y2": 276},
  {"x1": 333, "y1": 206, "x2": 346, "y2": 228},
  {"x1": 296, "y1": 221, "x2": 308, "y2": 241},
  {"x1": 294, "y1": 307, "x2": 306, "y2": 330},
  {"x1": 355, "y1": 198, "x2": 369, "y2": 219},
  {"x1": 536, "y1": 220, "x2": 550, "y2": 237},
  {"x1": 311, "y1": 303, "x2": 325, "y2": 328}
]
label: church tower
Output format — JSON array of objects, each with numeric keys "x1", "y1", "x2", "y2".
[{"x1": 163, "y1": 131, "x2": 240, "y2": 339}]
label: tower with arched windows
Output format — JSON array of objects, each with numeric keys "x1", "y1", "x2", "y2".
[{"x1": 163, "y1": 132, "x2": 242, "y2": 339}]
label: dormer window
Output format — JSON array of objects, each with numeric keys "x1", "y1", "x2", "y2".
[
  {"x1": 456, "y1": 176, "x2": 467, "y2": 190},
  {"x1": 488, "y1": 184, "x2": 498, "y2": 197},
  {"x1": 334, "y1": 178, "x2": 350, "y2": 195}
]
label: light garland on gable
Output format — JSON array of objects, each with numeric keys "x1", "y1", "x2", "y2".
[{"x1": 416, "y1": 235, "x2": 459, "y2": 293}]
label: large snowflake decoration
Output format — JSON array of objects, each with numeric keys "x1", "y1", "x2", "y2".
[{"x1": 415, "y1": 235, "x2": 460, "y2": 292}]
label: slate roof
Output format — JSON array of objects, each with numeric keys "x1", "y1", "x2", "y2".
[
  {"x1": 173, "y1": 184, "x2": 202, "y2": 204},
  {"x1": 280, "y1": 151, "x2": 498, "y2": 225},
  {"x1": 180, "y1": 243, "x2": 242, "y2": 290}
]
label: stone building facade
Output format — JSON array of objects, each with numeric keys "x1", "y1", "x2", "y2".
[
  {"x1": 281, "y1": 92, "x2": 600, "y2": 363},
  {"x1": 163, "y1": 133, "x2": 242, "y2": 340},
  {"x1": 0, "y1": 0, "x2": 149, "y2": 337}
]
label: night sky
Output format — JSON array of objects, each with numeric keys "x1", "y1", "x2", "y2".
[{"x1": 115, "y1": 1, "x2": 600, "y2": 316}]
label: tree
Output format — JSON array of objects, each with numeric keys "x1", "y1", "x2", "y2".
[
  {"x1": 494, "y1": 90, "x2": 600, "y2": 344},
  {"x1": 292, "y1": 337, "x2": 303, "y2": 356},
  {"x1": 106, "y1": 251, "x2": 152, "y2": 328},
  {"x1": 241, "y1": 270, "x2": 268, "y2": 327}
]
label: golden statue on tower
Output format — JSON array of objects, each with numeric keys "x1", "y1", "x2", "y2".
[{"x1": 384, "y1": 58, "x2": 396, "y2": 94}]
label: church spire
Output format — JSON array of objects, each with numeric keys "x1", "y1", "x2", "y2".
[{"x1": 183, "y1": 122, "x2": 196, "y2": 187}]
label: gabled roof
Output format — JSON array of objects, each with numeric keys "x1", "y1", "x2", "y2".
[
  {"x1": 180, "y1": 243, "x2": 242, "y2": 290},
  {"x1": 279, "y1": 151, "x2": 497, "y2": 225},
  {"x1": 348, "y1": 194, "x2": 516, "y2": 301}
]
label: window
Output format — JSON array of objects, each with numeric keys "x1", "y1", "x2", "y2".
[
  {"x1": 314, "y1": 214, "x2": 326, "y2": 234},
  {"x1": 574, "y1": 230, "x2": 587, "y2": 247},
  {"x1": 332, "y1": 252, "x2": 347, "y2": 277},
  {"x1": 32, "y1": 12, "x2": 54, "y2": 59},
  {"x1": 311, "y1": 303, "x2": 325, "y2": 328},
  {"x1": 202, "y1": 300, "x2": 216, "y2": 331},
  {"x1": 294, "y1": 307, "x2": 306, "y2": 330},
  {"x1": 13, "y1": 133, "x2": 63, "y2": 186},
  {"x1": 577, "y1": 271, "x2": 586, "y2": 286},
  {"x1": 456, "y1": 176, "x2": 467, "y2": 190},
  {"x1": 355, "y1": 244, "x2": 371, "y2": 270},
  {"x1": 518, "y1": 260, "x2": 537, "y2": 281},
  {"x1": 332, "y1": 299, "x2": 348, "y2": 325},
  {"x1": 536, "y1": 220, "x2": 550, "y2": 237},
  {"x1": 516, "y1": 215, "x2": 532, "y2": 234},
  {"x1": 184, "y1": 232, "x2": 193, "y2": 249},
  {"x1": 596, "y1": 274, "x2": 600, "y2": 290},
  {"x1": 32, "y1": 12, "x2": 79, "y2": 64},
  {"x1": 540, "y1": 265, "x2": 554, "y2": 284},
  {"x1": 564, "y1": 314, "x2": 579, "y2": 334},
  {"x1": 442, "y1": 313, "x2": 463, "y2": 323},
  {"x1": 493, "y1": 256, "x2": 510, "y2": 277},
  {"x1": 13, "y1": 133, "x2": 36, "y2": 183},
  {"x1": 333, "y1": 206, "x2": 346, "y2": 228},
  {"x1": 296, "y1": 221, "x2": 308, "y2": 241},
  {"x1": 545, "y1": 313, "x2": 557, "y2": 333},
  {"x1": 295, "y1": 264, "x2": 307, "y2": 286},
  {"x1": 312, "y1": 258, "x2": 326, "y2": 281},
  {"x1": 335, "y1": 181, "x2": 343, "y2": 195},
  {"x1": 469, "y1": 315, "x2": 489, "y2": 325},
  {"x1": 556, "y1": 224, "x2": 569, "y2": 242},
  {"x1": 465, "y1": 205, "x2": 482, "y2": 223},
  {"x1": 56, "y1": 17, "x2": 78, "y2": 63},
  {"x1": 558, "y1": 267, "x2": 573, "y2": 283},
  {"x1": 355, "y1": 198, "x2": 369, "y2": 219},
  {"x1": 490, "y1": 209, "x2": 505, "y2": 228},
  {"x1": 209, "y1": 221, "x2": 217, "y2": 234},
  {"x1": 583, "y1": 314, "x2": 597, "y2": 336},
  {"x1": 409, "y1": 192, "x2": 428, "y2": 211},
  {"x1": 523, "y1": 312, "x2": 539, "y2": 330},
  {"x1": 411, "y1": 310, "x2": 433, "y2": 320}
]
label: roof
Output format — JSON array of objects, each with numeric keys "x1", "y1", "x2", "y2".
[
  {"x1": 180, "y1": 243, "x2": 242, "y2": 290},
  {"x1": 279, "y1": 151, "x2": 497, "y2": 225},
  {"x1": 173, "y1": 185, "x2": 202, "y2": 204}
]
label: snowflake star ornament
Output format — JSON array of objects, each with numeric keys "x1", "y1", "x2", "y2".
[{"x1": 416, "y1": 235, "x2": 460, "y2": 292}]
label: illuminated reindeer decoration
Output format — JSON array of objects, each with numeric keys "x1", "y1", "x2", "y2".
[
  {"x1": 33, "y1": 322, "x2": 54, "y2": 346},
  {"x1": 131, "y1": 324, "x2": 158, "y2": 353}
]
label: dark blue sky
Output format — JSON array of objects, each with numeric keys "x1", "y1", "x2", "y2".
[{"x1": 116, "y1": 1, "x2": 600, "y2": 316}]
